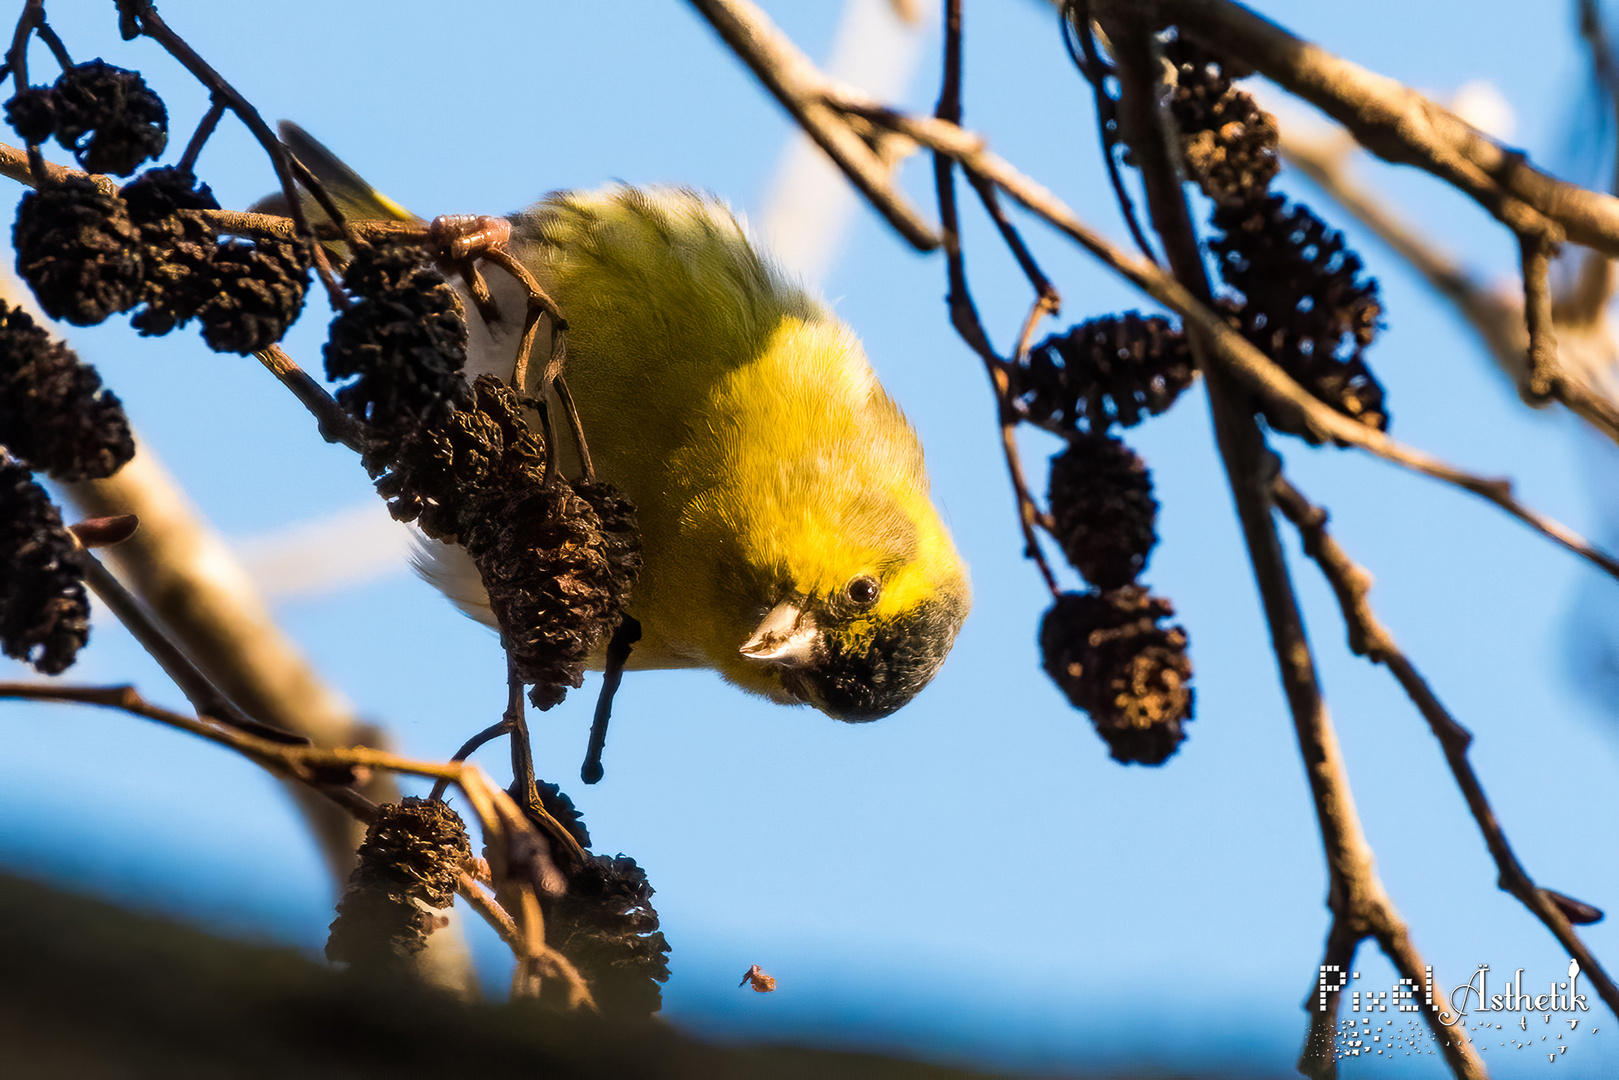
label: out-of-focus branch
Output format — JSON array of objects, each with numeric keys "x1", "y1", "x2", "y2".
[
  {"x1": 815, "y1": 90, "x2": 1619, "y2": 584},
  {"x1": 1278, "y1": 125, "x2": 1530, "y2": 381},
  {"x1": 1141, "y1": 0, "x2": 1619, "y2": 256},
  {"x1": 1278, "y1": 123, "x2": 1619, "y2": 445},
  {"x1": 1102, "y1": 19, "x2": 1482, "y2": 1078},
  {"x1": 1, "y1": 680, "x2": 590, "y2": 1011},
  {"x1": 1154, "y1": 0, "x2": 1619, "y2": 441},
  {"x1": 685, "y1": 0, "x2": 938, "y2": 251},
  {"x1": 1580, "y1": 0, "x2": 1619, "y2": 195},
  {"x1": 60, "y1": 441, "x2": 482, "y2": 991},
  {"x1": 758, "y1": 0, "x2": 928, "y2": 285},
  {"x1": 62, "y1": 444, "x2": 389, "y2": 881},
  {"x1": 1273, "y1": 475, "x2": 1619, "y2": 1025}
]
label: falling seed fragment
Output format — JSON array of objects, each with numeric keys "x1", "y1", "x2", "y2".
[{"x1": 739, "y1": 964, "x2": 776, "y2": 993}]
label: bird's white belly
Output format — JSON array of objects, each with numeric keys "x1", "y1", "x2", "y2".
[{"x1": 409, "y1": 262, "x2": 542, "y2": 633}]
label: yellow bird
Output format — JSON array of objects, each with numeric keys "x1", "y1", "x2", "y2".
[{"x1": 284, "y1": 124, "x2": 969, "y2": 721}]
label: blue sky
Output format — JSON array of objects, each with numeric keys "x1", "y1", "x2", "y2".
[{"x1": 4, "y1": 1, "x2": 1619, "y2": 1076}]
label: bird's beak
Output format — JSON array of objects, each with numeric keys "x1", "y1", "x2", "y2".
[{"x1": 739, "y1": 598, "x2": 819, "y2": 667}]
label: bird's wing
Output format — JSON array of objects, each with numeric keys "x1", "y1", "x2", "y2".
[{"x1": 253, "y1": 121, "x2": 421, "y2": 230}]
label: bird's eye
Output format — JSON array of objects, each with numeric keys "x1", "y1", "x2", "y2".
[{"x1": 845, "y1": 574, "x2": 880, "y2": 609}]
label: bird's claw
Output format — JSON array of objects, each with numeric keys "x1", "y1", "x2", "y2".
[{"x1": 429, "y1": 213, "x2": 513, "y2": 262}]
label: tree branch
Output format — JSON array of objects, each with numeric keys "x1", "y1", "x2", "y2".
[
  {"x1": 684, "y1": 0, "x2": 939, "y2": 251},
  {"x1": 1100, "y1": 18, "x2": 1482, "y2": 1077},
  {"x1": 1, "y1": 680, "x2": 591, "y2": 1009},
  {"x1": 821, "y1": 92, "x2": 1619, "y2": 584},
  {"x1": 1280, "y1": 122, "x2": 1619, "y2": 446},
  {"x1": 1273, "y1": 474, "x2": 1619, "y2": 1022},
  {"x1": 1147, "y1": 0, "x2": 1619, "y2": 255},
  {"x1": 61, "y1": 445, "x2": 396, "y2": 881}
]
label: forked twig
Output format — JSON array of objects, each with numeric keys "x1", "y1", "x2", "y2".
[
  {"x1": 1273, "y1": 475, "x2": 1619, "y2": 1021},
  {"x1": 933, "y1": 0, "x2": 1061, "y2": 598},
  {"x1": 1, "y1": 679, "x2": 594, "y2": 1009}
]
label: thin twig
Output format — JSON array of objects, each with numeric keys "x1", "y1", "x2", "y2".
[
  {"x1": 552, "y1": 376, "x2": 594, "y2": 483},
  {"x1": 1281, "y1": 124, "x2": 1619, "y2": 447},
  {"x1": 61, "y1": 444, "x2": 400, "y2": 888},
  {"x1": 821, "y1": 92, "x2": 1619, "y2": 585},
  {"x1": 176, "y1": 97, "x2": 225, "y2": 176},
  {"x1": 581, "y1": 616, "x2": 639, "y2": 785},
  {"x1": 116, "y1": 0, "x2": 344, "y2": 304},
  {"x1": 966, "y1": 172, "x2": 1061, "y2": 312},
  {"x1": 455, "y1": 872, "x2": 598, "y2": 1013},
  {"x1": 73, "y1": 550, "x2": 299, "y2": 744},
  {"x1": 1581, "y1": 0, "x2": 1619, "y2": 193},
  {"x1": 32, "y1": 16, "x2": 68, "y2": 70},
  {"x1": 1278, "y1": 128, "x2": 1528, "y2": 378},
  {"x1": 474, "y1": 249, "x2": 578, "y2": 489},
  {"x1": 685, "y1": 0, "x2": 939, "y2": 251},
  {"x1": 5, "y1": 0, "x2": 40, "y2": 96},
  {"x1": 1061, "y1": 0, "x2": 1159, "y2": 262},
  {"x1": 3, "y1": 679, "x2": 594, "y2": 1009},
  {"x1": 255, "y1": 345, "x2": 368, "y2": 452},
  {"x1": 503, "y1": 656, "x2": 539, "y2": 826},
  {"x1": 1272, "y1": 474, "x2": 1619, "y2": 1023},
  {"x1": 932, "y1": 0, "x2": 1060, "y2": 599},
  {"x1": 428, "y1": 719, "x2": 514, "y2": 803},
  {"x1": 1140, "y1": 0, "x2": 1619, "y2": 254}
]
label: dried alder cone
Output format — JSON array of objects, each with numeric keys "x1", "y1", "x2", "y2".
[
  {"x1": 375, "y1": 373, "x2": 642, "y2": 711},
  {"x1": 325, "y1": 242, "x2": 471, "y2": 449},
  {"x1": 11, "y1": 168, "x2": 309, "y2": 350},
  {"x1": 192, "y1": 235, "x2": 310, "y2": 355},
  {"x1": 1014, "y1": 310, "x2": 1189, "y2": 750},
  {"x1": 5, "y1": 60, "x2": 167, "y2": 176},
  {"x1": 1047, "y1": 434, "x2": 1158, "y2": 591},
  {"x1": 4, "y1": 64, "x2": 308, "y2": 351},
  {"x1": 13, "y1": 175, "x2": 145, "y2": 326},
  {"x1": 0, "y1": 454, "x2": 90, "y2": 675},
  {"x1": 121, "y1": 166, "x2": 223, "y2": 338},
  {"x1": 1023, "y1": 28, "x2": 1395, "y2": 753},
  {"x1": 540, "y1": 852, "x2": 671, "y2": 1015},
  {"x1": 1040, "y1": 587, "x2": 1193, "y2": 765},
  {"x1": 1018, "y1": 312, "x2": 1194, "y2": 435},
  {"x1": 0, "y1": 299, "x2": 135, "y2": 676},
  {"x1": 0, "y1": 21, "x2": 666, "y2": 1011},
  {"x1": 0, "y1": 299, "x2": 133, "y2": 481},
  {"x1": 1163, "y1": 35, "x2": 1389, "y2": 438},
  {"x1": 326, "y1": 797, "x2": 472, "y2": 972},
  {"x1": 329, "y1": 244, "x2": 641, "y2": 710},
  {"x1": 503, "y1": 780, "x2": 671, "y2": 1014},
  {"x1": 1211, "y1": 197, "x2": 1388, "y2": 436},
  {"x1": 1163, "y1": 37, "x2": 1278, "y2": 208}
]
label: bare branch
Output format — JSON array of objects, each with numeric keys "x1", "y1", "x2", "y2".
[
  {"x1": 1274, "y1": 474, "x2": 1619, "y2": 1023},
  {"x1": 1280, "y1": 121, "x2": 1619, "y2": 446},
  {"x1": 685, "y1": 0, "x2": 939, "y2": 250},
  {"x1": 1277, "y1": 126, "x2": 1529, "y2": 380},
  {"x1": 2, "y1": 679, "x2": 592, "y2": 1010},
  {"x1": 61, "y1": 445, "x2": 395, "y2": 881},
  {"x1": 930, "y1": 0, "x2": 1062, "y2": 599},
  {"x1": 1102, "y1": 20, "x2": 1483, "y2": 1077},
  {"x1": 819, "y1": 91, "x2": 1619, "y2": 583},
  {"x1": 1145, "y1": 0, "x2": 1619, "y2": 255},
  {"x1": 256, "y1": 345, "x2": 369, "y2": 452}
]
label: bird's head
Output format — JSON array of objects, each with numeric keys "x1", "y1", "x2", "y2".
[{"x1": 736, "y1": 525, "x2": 970, "y2": 722}]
